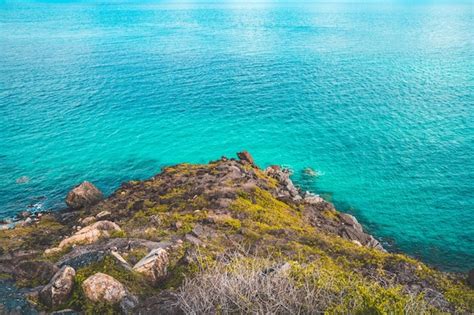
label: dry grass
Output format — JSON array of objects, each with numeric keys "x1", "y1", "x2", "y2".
[{"x1": 175, "y1": 253, "x2": 433, "y2": 315}]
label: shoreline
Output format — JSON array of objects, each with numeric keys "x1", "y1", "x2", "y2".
[
  {"x1": 0, "y1": 157, "x2": 467, "y2": 275},
  {"x1": 0, "y1": 151, "x2": 472, "y2": 313}
]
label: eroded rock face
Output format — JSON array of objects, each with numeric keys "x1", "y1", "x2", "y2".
[
  {"x1": 133, "y1": 248, "x2": 169, "y2": 286},
  {"x1": 82, "y1": 272, "x2": 137, "y2": 312},
  {"x1": 65, "y1": 181, "x2": 103, "y2": 209},
  {"x1": 39, "y1": 266, "x2": 75, "y2": 308}
]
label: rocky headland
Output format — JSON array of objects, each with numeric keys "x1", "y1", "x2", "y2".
[{"x1": 0, "y1": 152, "x2": 473, "y2": 314}]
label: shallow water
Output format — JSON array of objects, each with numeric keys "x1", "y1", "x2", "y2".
[{"x1": 0, "y1": 1, "x2": 473, "y2": 271}]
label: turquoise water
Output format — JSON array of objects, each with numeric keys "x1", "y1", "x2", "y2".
[{"x1": 0, "y1": 1, "x2": 473, "y2": 271}]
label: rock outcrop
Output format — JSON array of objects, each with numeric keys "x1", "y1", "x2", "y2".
[
  {"x1": 65, "y1": 181, "x2": 103, "y2": 209},
  {"x1": 39, "y1": 266, "x2": 75, "y2": 308}
]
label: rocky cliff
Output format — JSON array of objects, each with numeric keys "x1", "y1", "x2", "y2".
[{"x1": 0, "y1": 152, "x2": 473, "y2": 314}]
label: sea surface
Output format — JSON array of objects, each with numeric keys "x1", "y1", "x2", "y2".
[{"x1": 0, "y1": 0, "x2": 473, "y2": 271}]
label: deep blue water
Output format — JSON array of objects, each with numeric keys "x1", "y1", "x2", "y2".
[{"x1": 0, "y1": 1, "x2": 473, "y2": 271}]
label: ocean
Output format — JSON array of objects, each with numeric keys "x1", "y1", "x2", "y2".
[{"x1": 0, "y1": 0, "x2": 472, "y2": 271}]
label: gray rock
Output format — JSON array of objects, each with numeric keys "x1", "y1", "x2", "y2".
[
  {"x1": 39, "y1": 266, "x2": 75, "y2": 308},
  {"x1": 56, "y1": 238, "x2": 170, "y2": 269},
  {"x1": 65, "y1": 181, "x2": 103, "y2": 209}
]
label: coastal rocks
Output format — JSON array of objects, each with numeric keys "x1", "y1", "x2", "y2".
[
  {"x1": 264, "y1": 166, "x2": 301, "y2": 201},
  {"x1": 303, "y1": 192, "x2": 324, "y2": 204},
  {"x1": 133, "y1": 248, "x2": 169, "y2": 286},
  {"x1": 65, "y1": 181, "x2": 103, "y2": 209},
  {"x1": 57, "y1": 220, "x2": 121, "y2": 250},
  {"x1": 339, "y1": 213, "x2": 384, "y2": 251},
  {"x1": 237, "y1": 151, "x2": 255, "y2": 165},
  {"x1": 82, "y1": 272, "x2": 138, "y2": 313},
  {"x1": 39, "y1": 266, "x2": 75, "y2": 308}
]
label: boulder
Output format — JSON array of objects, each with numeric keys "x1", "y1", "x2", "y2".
[
  {"x1": 56, "y1": 220, "x2": 121, "y2": 250},
  {"x1": 133, "y1": 248, "x2": 169, "y2": 286},
  {"x1": 237, "y1": 151, "x2": 255, "y2": 165},
  {"x1": 39, "y1": 266, "x2": 75, "y2": 308},
  {"x1": 82, "y1": 272, "x2": 137, "y2": 313},
  {"x1": 65, "y1": 181, "x2": 103, "y2": 209}
]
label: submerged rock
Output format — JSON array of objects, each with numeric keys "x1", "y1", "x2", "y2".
[
  {"x1": 39, "y1": 266, "x2": 75, "y2": 308},
  {"x1": 303, "y1": 167, "x2": 318, "y2": 177},
  {"x1": 65, "y1": 181, "x2": 103, "y2": 209},
  {"x1": 16, "y1": 176, "x2": 30, "y2": 184}
]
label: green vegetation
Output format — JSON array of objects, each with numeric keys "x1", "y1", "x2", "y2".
[{"x1": 230, "y1": 187, "x2": 308, "y2": 234}]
